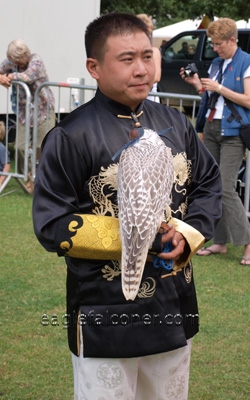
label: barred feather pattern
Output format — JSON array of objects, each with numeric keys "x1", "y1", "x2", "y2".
[{"x1": 117, "y1": 128, "x2": 174, "y2": 301}]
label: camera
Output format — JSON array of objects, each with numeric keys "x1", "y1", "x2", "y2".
[
  {"x1": 207, "y1": 92, "x2": 219, "y2": 109},
  {"x1": 184, "y1": 63, "x2": 198, "y2": 77}
]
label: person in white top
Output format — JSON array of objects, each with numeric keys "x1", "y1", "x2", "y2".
[
  {"x1": 137, "y1": 14, "x2": 162, "y2": 102},
  {"x1": 180, "y1": 18, "x2": 250, "y2": 265}
]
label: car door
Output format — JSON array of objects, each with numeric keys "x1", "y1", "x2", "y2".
[
  {"x1": 237, "y1": 29, "x2": 250, "y2": 53},
  {"x1": 158, "y1": 30, "x2": 212, "y2": 97}
]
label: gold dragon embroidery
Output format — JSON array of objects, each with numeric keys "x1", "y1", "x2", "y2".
[{"x1": 88, "y1": 152, "x2": 192, "y2": 291}]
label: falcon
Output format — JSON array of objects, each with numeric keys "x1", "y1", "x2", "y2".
[{"x1": 117, "y1": 127, "x2": 174, "y2": 301}]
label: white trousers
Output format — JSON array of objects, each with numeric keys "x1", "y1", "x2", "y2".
[{"x1": 72, "y1": 338, "x2": 192, "y2": 400}]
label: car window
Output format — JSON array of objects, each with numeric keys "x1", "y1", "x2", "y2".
[
  {"x1": 162, "y1": 34, "x2": 200, "y2": 61},
  {"x1": 238, "y1": 32, "x2": 250, "y2": 53},
  {"x1": 203, "y1": 37, "x2": 218, "y2": 60}
]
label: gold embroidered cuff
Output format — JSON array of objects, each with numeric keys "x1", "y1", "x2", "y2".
[
  {"x1": 59, "y1": 214, "x2": 204, "y2": 268},
  {"x1": 60, "y1": 214, "x2": 122, "y2": 260},
  {"x1": 169, "y1": 217, "x2": 205, "y2": 270}
]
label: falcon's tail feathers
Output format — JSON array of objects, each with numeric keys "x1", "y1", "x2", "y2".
[{"x1": 121, "y1": 245, "x2": 149, "y2": 301}]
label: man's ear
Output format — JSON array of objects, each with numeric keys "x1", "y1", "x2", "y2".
[{"x1": 86, "y1": 58, "x2": 100, "y2": 80}]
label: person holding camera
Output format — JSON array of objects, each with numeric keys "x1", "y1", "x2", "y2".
[{"x1": 180, "y1": 18, "x2": 250, "y2": 265}]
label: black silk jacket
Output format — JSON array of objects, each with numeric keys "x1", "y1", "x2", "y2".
[{"x1": 33, "y1": 89, "x2": 222, "y2": 358}]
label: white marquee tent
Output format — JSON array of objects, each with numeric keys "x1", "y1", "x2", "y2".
[
  {"x1": 236, "y1": 19, "x2": 250, "y2": 28},
  {"x1": 152, "y1": 18, "x2": 250, "y2": 47},
  {"x1": 153, "y1": 19, "x2": 201, "y2": 38}
]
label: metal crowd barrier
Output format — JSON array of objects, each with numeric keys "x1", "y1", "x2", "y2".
[
  {"x1": 0, "y1": 81, "x2": 31, "y2": 195},
  {"x1": 31, "y1": 82, "x2": 97, "y2": 179},
  {"x1": 156, "y1": 90, "x2": 201, "y2": 124},
  {"x1": 1, "y1": 81, "x2": 250, "y2": 219}
]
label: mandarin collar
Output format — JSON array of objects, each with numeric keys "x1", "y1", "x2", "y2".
[{"x1": 95, "y1": 89, "x2": 144, "y2": 117}]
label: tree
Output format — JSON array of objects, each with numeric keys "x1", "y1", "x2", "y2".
[
  {"x1": 164, "y1": 0, "x2": 250, "y2": 23},
  {"x1": 100, "y1": 0, "x2": 250, "y2": 28},
  {"x1": 100, "y1": 0, "x2": 181, "y2": 28}
]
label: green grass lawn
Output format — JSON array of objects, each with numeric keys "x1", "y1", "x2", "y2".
[{"x1": 1, "y1": 178, "x2": 250, "y2": 399}]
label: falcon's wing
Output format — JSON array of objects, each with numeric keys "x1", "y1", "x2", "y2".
[{"x1": 117, "y1": 129, "x2": 174, "y2": 300}]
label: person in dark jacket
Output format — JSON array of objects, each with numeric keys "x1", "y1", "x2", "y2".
[
  {"x1": 180, "y1": 18, "x2": 250, "y2": 265},
  {"x1": 33, "y1": 12, "x2": 222, "y2": 400}
]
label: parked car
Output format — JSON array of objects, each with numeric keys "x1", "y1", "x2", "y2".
[{"x1": 158, "y1": 28, "x2": 250, "y2": 108}]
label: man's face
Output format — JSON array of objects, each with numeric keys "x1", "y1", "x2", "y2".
[{"x1": 87, "y1": 31, "x2": 156, "y2": 110}]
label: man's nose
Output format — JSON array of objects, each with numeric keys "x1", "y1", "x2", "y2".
[{"x1": 134, "y1": 59, "x2": 147, "y2": 75}]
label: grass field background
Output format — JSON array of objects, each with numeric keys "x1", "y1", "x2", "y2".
[{"x1": 1, "y1": 179, "x2": 250, "y2": 399}]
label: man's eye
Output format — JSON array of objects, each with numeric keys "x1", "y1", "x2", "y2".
[
  {"x1": 144, "y1": 53, "x2": 153, "y2": 60},
  {"x1": 122, "y1": 57, "x2": 132, "y2": 62}
]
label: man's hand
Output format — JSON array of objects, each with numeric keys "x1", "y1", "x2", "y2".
[
  {"x1": 157, "y1": 222, "x2": 186, "y2": 261},
  {"x1": 148, "y1": 222, "x2": 186, "y2": 263}
]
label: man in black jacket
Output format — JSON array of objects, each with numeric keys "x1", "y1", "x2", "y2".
[{"x1": 33, "y1": 12, "x2": 222, "y2": 400}]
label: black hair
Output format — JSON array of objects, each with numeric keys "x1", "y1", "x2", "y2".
[{"x1": 85, "y1": 12, "x2": 150, "y2": 61}]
